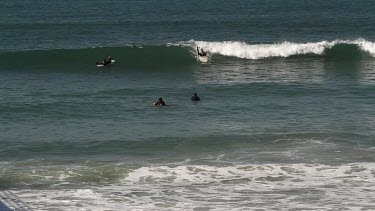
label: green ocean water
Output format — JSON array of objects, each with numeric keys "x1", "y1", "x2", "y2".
[{"x1": 1, "y1": 0, "x2": 375, "y2": 210}]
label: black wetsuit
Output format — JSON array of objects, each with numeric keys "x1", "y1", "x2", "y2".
[
  {"x1": 104, "y1": 58, "x2": 111, "y2": 64},
  {"x1": 191, "y1": 95, "x2": 200, "y2": 101},
  {"x1": 97, "y1": 57, "x2": 112, "y2": 65},
  {"x1": 155, "y1": 100, "x2": 166, "y2": 106},
  {"x1": 197, "y1": 47, "x2": 206, "y2": 57}
]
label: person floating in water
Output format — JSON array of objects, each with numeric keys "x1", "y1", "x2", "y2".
[
  {"x1": 154, "y1": 97, "x2": 166, "y2": 106},
  {"x1": 97, "y1": 56, "x2": 112, "y2": 65},
  {"x1": 197, "y1": 47, "x2": 207, "y2": 57},
  {"x1": 191, "y1": 93, "x2": 200, "y2": 101}
]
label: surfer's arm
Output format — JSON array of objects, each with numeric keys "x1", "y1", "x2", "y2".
[{"x1": 197, "y1": 47, "x2": 202, "y2": 56}]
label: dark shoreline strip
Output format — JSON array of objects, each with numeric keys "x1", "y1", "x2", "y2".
[
  {"x1": 0, "y1": 200, "x2": 13, "y2": 211},
  {"x1": 0, "y1": 190, "x2": 32, "y2": 211}
]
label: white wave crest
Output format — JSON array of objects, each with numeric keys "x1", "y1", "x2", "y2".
[
  {"x1": 9, "y1": 163, "x2": 375, "y2": 210},
  {"x1": 190, "y1": 38, "x2": 375, "y2": 59},
  {"x1": 355, "y1": 38, "x2": 375, "y2": 55},
  {"x1": 124, "y1": 163, "x2": 375, "y2": 185}
]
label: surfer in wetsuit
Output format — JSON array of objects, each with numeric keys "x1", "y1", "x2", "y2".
[
  {"x1": 197, "y1": 47, "x2": 206, "y2": 57},
  {"x1": 154, "y1": 97, "x2": 166, "y2": 106},
  {"x1": 97, "y1": 56, "x2": 112, "y2": 65},
  {"x1": 191, "y1": 93, "x2": 200, "y2": 101},
  {"x1": 103, "y1": 56, "x2": 112, "y2": 64}
]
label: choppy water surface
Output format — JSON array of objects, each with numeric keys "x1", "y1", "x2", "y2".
[{"x1": 1, "y1": 0, "x2": 375, "y2": 210}]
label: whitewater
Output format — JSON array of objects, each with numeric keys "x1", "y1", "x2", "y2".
[{"x1": 191, "y1": 39, "x2": 375, "y2": 59}]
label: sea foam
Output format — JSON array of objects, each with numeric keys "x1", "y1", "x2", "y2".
[
  {"x1": 9, "y1": 163, "x2": 375, "y2": 210},
  {"x1": 191, "y1": 38, "x2": 375, "y2": 59}
]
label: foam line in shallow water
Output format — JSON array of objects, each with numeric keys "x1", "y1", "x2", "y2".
[{"x1": 6, "y1": 163, "x2": 375, "y2": 210}]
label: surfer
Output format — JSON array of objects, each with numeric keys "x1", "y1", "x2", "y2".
[
  {"x1": 191, "y1": 93, "x2": 200, "y2": 101},
  {"x1": 97, "y1": 56, "x2": 112, "y2": 65},
  {"x1": 154, "y1": 97, "x2": 166, "y2": 106},
  {"x1": 103, "y1": 56, "x2": 112, "y2": 64},
  {"x1": 197, "y1": 47, "x2": 207, "y2": 57}
]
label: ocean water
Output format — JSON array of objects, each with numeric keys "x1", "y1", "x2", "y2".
[{"x1": 1, "y1": 0, "x2": 375, "y2": 210}]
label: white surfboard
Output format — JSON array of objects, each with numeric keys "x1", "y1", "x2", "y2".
[
  {"x1": 96, "y1": 60, "x2": 115, "y2": 67},
  {"x1": 198, "y1": 56, "x2": 208, "y2": 63}
]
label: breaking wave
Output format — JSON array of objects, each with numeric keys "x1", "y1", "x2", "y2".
[
  {"x1": 1, "y1": 38, "x2": 375, "y2": 71},
  {"x1": 191, "y1": 38, "x2": 375, "y2": 59}
]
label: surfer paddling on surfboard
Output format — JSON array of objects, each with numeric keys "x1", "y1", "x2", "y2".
[
  {"x1": 96, "y1": 56, "x2": 115, "y2": 67},
  {"x1": 153, "y1": 97, "x2": 166, "y2": 106}
]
